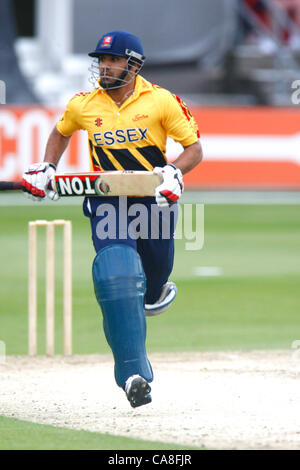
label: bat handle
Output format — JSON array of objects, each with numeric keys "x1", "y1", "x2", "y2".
[
  {"x1": 0, "y1": 181, "x2": 54, "y2": 191},
  {"x1": 0, "y1": 182, "x2": 23, "y2": 191}
]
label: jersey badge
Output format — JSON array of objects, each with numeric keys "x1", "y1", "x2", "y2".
[{"x1": 95, "y1": 117, "x2": 103, "y2": 127}]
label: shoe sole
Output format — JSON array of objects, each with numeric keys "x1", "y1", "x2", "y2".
[{"x1": 127, "y1": 377, "x2": 152, "y2": 408}]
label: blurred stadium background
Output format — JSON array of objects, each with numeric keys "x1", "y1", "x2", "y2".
[
  {"x1": 1, "y1": 0, "x2": 300, "y2": 187},
  {"x1": 0, "y1": 0, "x2": 300, "y2": 351}
]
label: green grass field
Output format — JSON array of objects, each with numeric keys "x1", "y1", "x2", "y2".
[
  {"x1": 1, "y1": 198, "x2": 299, "y2": 448},
  {"x1": 0, "y1": 416, "x2": 198, "y2": 450}
]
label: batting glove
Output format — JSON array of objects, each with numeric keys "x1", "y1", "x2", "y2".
[
  {"x1": 22, "y1": 162, "x2": 59, "y2": 201},
  {"x1": 153, "y1": 164, "x2": 184, "y2": 207}
]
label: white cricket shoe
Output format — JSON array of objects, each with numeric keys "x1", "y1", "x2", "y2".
[
  {"x1": 125, "y1": 375, "x2": 152, "y2": 408},
  {"x1": 144, "y1": 281, "x2": 177, "y2": 317}
]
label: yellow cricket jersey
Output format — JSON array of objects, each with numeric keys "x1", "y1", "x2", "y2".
[{"x1": 56, "y1": 75, "x2": 200, "y2": 172}]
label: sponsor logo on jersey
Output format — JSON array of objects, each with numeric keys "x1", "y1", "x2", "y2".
[
  {"x1": 93, "y1": 128, "x2": 148, "y2": 146},
  {"x1": 132, "y1": 114, "x2": 148, "y2": 122},
  {"x1": 75, "y1": 92, "x2": 90, "y2": 97},
  {"x1": 70, "y1": 91, "x2": 90, "y2": 101}
]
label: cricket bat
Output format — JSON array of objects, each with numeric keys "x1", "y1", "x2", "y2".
[{"x1": 0, "y1": 171, "x2": 163, "y2": 197}]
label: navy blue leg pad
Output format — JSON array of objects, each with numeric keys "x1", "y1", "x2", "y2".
[{"x1": 92, "y1": 244, "x2": 153, "y2": 387}]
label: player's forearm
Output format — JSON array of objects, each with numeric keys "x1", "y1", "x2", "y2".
[
  {"x1": 43, "y1": 126, "x2": 71, "y2": 167},
  {"x1": 171, "y1": 141, "x2": 203, "y2": 175}
]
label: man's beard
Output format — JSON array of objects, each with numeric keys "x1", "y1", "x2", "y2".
[{"x1": 100, "y1": 68, "x2": 129, "y2": 90}]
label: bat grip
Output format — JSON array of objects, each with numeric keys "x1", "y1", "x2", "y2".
[
  {"x1": 0, "y1": 182, "x2": 23, "y2": 191},
  {"x1": 0, "y1": 181, "x2": 53, "y2": 191}
]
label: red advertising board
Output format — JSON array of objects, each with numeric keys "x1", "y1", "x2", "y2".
[{"x1": 1, "y1": 106, "x2": 300, "y2": 189}]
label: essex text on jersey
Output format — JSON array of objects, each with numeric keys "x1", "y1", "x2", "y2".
[{"x1": 93, "y1": 128, "x2": 148, "y2": 146}]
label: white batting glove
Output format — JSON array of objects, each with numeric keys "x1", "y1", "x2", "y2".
[
  {"x1": 22, "y1": 162, "x2": 59, "y2": 201},
  {"x1": 153, "y1": 164, "x2": 184, "y2": 207}
]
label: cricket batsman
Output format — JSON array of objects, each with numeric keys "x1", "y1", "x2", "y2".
[{"x1": 22, "y1": 31, "x2": 203, "y2": 408}]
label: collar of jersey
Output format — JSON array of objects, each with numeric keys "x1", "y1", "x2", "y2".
[{"x1": 97, "y1": 75, "x2": 152, "y2": 109}]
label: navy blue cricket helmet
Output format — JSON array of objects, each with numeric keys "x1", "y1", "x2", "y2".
[{"x1": 88, "y1": 30, "x2": 145, "y2": 66}]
